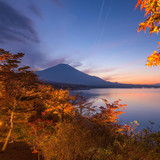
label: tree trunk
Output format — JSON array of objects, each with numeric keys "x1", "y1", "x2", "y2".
[{"x1": 1, "y1": 111, "x2": 14, "y2": 152}]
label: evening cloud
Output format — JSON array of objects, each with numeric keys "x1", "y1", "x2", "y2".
[
  {"x1": 51, "y1": 0, "x2": 63, "y2": 8},
  {"x1": 29, "y1": 4, "x2": 42, "y2": 19},
  {"x1": 0, "y1": 1, "x2": 39, "y2": 44}
]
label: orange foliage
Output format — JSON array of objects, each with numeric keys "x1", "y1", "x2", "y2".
[
  {"x1": 90, "y1": 99, "x2": 127, "y2": 133},
  {"x1": 25, "y1": 97, "x2": 129, "y2": 159},
  {"x1": 135, "y1": 0, "x2": 160, "y2": 66},
  {"x1": 146, "y1": 50, "x2": 160, "y2": 66},
  {"x1": 38, "y1": 85, "x2": 76, "y2": 120}
]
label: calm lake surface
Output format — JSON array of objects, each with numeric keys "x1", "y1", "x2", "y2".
[{"x1": 72, "y1": 88, "x2": 160, "y2": 130}]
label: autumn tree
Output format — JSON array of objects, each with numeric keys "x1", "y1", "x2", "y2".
[
  {"x1": 135, "y1": 0, "x2": 160, "y2": 66},
  {"x1": 24, "y1": 98, "x2": 128, "y2": 160},
  {"x1": 0, "y1": 49, "x2": 39, "y2": 152}
]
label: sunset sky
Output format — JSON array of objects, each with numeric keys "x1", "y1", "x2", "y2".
[{"x1": 0, "y1": 0, "x2": 159, "y2": 84}]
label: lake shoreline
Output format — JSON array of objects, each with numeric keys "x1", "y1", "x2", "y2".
[{"x1": 71, "y1": 88, "x2": 160, "y2": 131}]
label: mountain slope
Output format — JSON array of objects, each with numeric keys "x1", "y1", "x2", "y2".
[
  {"x1": 153, "y1": 83, "x2": 160, "y2": 86},
  {"x1": 36, "y1": 64, "x2": 160, "y2": 88},
  {"x1": 36, "y1": 64, "x2": 113, "y2": 87}
]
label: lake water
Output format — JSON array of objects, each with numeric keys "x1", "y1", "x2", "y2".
[{"x1": 72, "y1": 88, "x2": 160, "y2": 131}]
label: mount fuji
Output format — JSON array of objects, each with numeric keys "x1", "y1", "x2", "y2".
[
  {"x1": 36, "y1": 64, "x2": 159, "y2": 88},
  {"x1": 36, "y1": 64, "x2": 114, "y2": 87}
]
